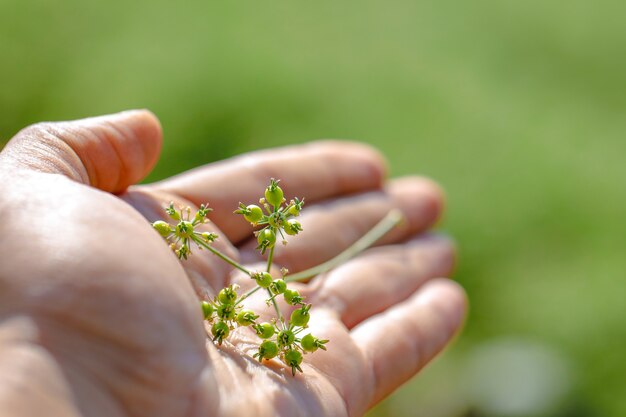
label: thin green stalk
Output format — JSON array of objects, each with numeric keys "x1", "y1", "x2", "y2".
[
  {"x1": 266, "y1": 243, "x2": 275, "y2": 274},
  {"x1": 193, "y1": 236, "x2": 252, "y2": 276},
  {"x1": 264, "y1": 237, "x2": 284, "y2": 327},
  {"x1": 235, "y1": 287, "x2": 259, "y2": 306},
  {"x1": 285, "y1": 209, "x2": 403, "y2": 283},
  {"x1": 237, "y1": 209, "x2": 403, "y2": 303}
]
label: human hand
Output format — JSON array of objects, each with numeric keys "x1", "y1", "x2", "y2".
[{"x1": 0, "y1": 110, "x2": 466, "y2": 417}]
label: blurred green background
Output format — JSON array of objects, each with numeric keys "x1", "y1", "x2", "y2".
[{"x1": 1, "y1": 0, "x2": 624, "y2": 416}]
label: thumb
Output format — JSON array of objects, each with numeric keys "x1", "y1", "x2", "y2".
[{"x1": 0, "y1": 109, "x2": 162, "y2": 193}]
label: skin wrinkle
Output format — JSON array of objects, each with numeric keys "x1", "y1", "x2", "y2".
[
  {"x1": 37, "y1": 314, "x2": 204, "y2": 417},
  {"x1": 264, "y1": 370, "x2": 327, "y2": 417},
  {"x1": 299, "y1": 343, "x2": 353, "y2": 417},
  {"x1": 301, "y1": 311, "x2": 361, "y2": 417},
  {"x1": 347, "y1": 350, "x2": 374, "y2": 417},
  {"x1": 320, "y1": 268, "x2": 389, "y2": 325},
  {"x1": 91, "y1": 124, "x2": 123, "y2": 190},
  {"x1": 264, "y1": 374, "x2": 296, "y2": 410},
  {"x1": 0, "y1": 341, "x2": 84, "y2": 417},
  {"x1": 324, "y1": 147, "x2": 351, "y2": 195},
  {"x1": 34, "y1": 113, "x2": 158, "y2": 193},
  {"x1": 0, "y1": 316, "x2": 124, "y2": 417},
  {"x1": 404, "y1": 308, "x2": 427, "y2": 371},
  {"x1": 100, "y1": 120, "x2": 141, "y2": 190},
  {"x1": 58, "y1": 123, "x2": 116, "y2": 188},
  {"x1": 368, "y1": 318, "x2": 414, "y2": 407},
  {"x1": 300, "y1": 365, "x2": 349, "y2": 417},
  {"x1": 303, "y1": 150, "x2": 330, "y2": 197},
  {"x1": 183, "y1": 367, "x2": 220, "y2": 417},
  {"x1": 35, "y1": 302, "x2": 206, "y2": 387},
  {"x1": 303, "y1": 141, "x2": 387, "y2": 195},
  {"x1": 82, "y1": 124, "x2": 123, "y2": 191},
  {"x1": 279, "y1": 379, "x2": 312, "y2": 417},
  {"x1": 29, "y1": 140, "x2": 75, "y2": 179},
  {"x1": 314, "y1": 287, "x2": 350, "y2": 320},
  {"x1": 348, "y1": 240, "x2": 454, "y2": 314},
  {"x1": 14, "y1": 122, "x2": 117, "y2": 191},
  {"x1": 321, "y1": 358, "x2": 361, "y2": 417},
  {"x1": 57, "y1": 123, "x2": 105, "y2": 189},
  {"x1": 186, "y1": 265, "x2": 218, "y2": 300},
  {"x1": 203, "y1": 341, "x2": 241, "y2": 407},
  {"x1": 131, "y1": 113, "x2": 162, "y2": 179},
  {"x1": 241, "y1": 154, "x2": 282, "y2": 191},
  {"x1": 10, "y1": 125, "x2": 90, "y2": 184},
  {"x1": 58, "y1": 358, "x2": 128, "y2": 417},
  {"x1": 25, "y1": 273, "x2": 155, "y2": 350},
  {"x1": 215, "y1": 349, "x2": 259, "y2": 415}
]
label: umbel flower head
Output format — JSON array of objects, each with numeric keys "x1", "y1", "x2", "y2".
[
  {"x1": 153, "y1": 202, "x2": 216, "y2": 260},
  {"x1": 151, "y1": 179, "x2": 334, "y2": 376}
]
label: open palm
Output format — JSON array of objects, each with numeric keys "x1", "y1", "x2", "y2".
[{"x1": 0, "y1": 110, "x2": 466, "y2": 417}]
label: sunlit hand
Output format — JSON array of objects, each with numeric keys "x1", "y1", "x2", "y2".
[{"x1": 0, "y1": 110, "x2": 466, "y2": 417}]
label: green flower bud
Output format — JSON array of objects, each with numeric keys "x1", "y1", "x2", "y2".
[
  {"x1": 201, "y1": 301, "x2": 214, "y2": 320},
  {"x1": 284, "y1": 349, "x2": 303, "y2": 375},
  {"x1": 175, "y1": 221, "x2": 194, "y2": 238},
  {"x1": 152, "y1": 220, "x2": 172, "y2": 237},
  {"x1": 236, "y1": 309, "x2": 259, "y2": 326},
  {"x1": 255, "y1": 340, "x2": 279, "y2": 361},
  {"x1": 253, "y1": 272, "x2": 273, "y2": 288},
  {"x1": 254, "y1": 322, "x2": 275, "y2": 339},
  {"x1": 283, "y1": 219, "x2": 302, "y2": 236}
]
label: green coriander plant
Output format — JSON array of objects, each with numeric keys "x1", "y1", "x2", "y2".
[{"x1": 152, "y1": 178, "x2": 401, "y2": 376}]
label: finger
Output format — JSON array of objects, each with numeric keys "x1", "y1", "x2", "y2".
[
  {"x1": 297, "y1": 308, "x2": 375, "y2": 417},
  {"x1": 149, "y1": 140, "x2": 387, "y2": 243},
  {"x1": 309, "y1": 234, "x2": 455, "y2": 328},
  {"x1": 351, "y1": 278, "x2": 467, "y2": 408},
  {"x1": 240, "y1": 176, "x2": 445, "y2": 272},
  {"x1": 121, "y1": 188, "x2": 240, "y2": 296},
  {"x1": 0, "y1": 110, "x2": 162, "y2": 193}
]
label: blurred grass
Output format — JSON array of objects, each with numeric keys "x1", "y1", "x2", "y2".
[{"x1": 1, "y1": 0, "x2": 625, "y2": 415}]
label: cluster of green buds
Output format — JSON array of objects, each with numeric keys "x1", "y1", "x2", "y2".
[
  {"x1": 152, "y1": 179, "x2": 328, "y2": 376},
  {"x1": 152, "y1": 203, "x2": 217, "y2": 260},
  {"x1": 201, "y1": 284, "x2": 259, "y2": 345},
  {"x1": 201, "y1": 273, "x2": 328, "y2": 375},
  {"x1": 235, "y1": 178, "x2": 304, "y2": 254},
  {"x1": 250, "y1": 270, "x2": 328, "y2": 375},
  {"x1": 253, "y1": 307, "x2": 329, "y2": 376}
]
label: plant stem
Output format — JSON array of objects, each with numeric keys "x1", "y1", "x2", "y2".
[
  {"x1": 236, "y1": 209, "x2": 403, "y2": 302},
  {"x1": 285, "y1": 209, "x2": 404, "y2": 283},
  {"x1": 265, "y1": 237, "x2": 284, "y2": 327},
  {"x1": 192, "y1": 236, "x2": 252, "y2": 276},
  {"x1": 266, "y1": 243, "x2": 275, "y2": 273},
  {"x1": 235, "y1": 289, "x2": 256, "y2": 306}
]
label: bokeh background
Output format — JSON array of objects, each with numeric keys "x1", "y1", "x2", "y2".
[{"x1": 1, "y1": 1, "x2": 624, "y2": 416}]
